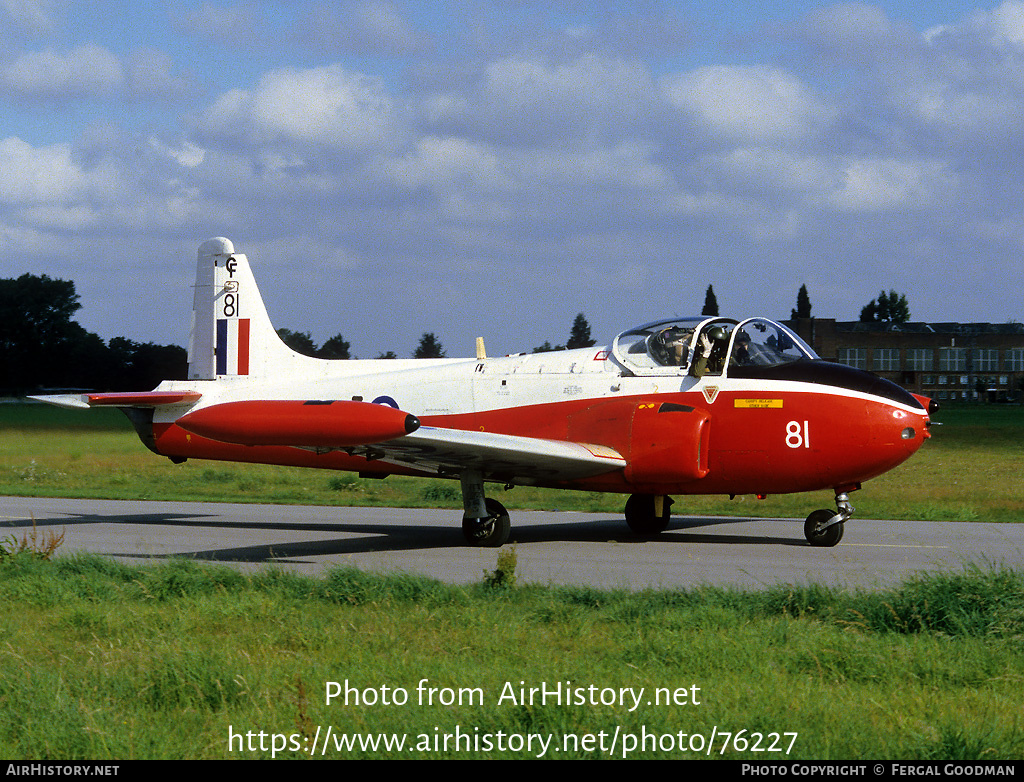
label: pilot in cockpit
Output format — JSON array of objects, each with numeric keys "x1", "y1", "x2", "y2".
[
  {"x1": 650, "y1": 326, "x2": 693, "y2": 366},
  {"x1": 730, "y1": 330, "x2": 752, "y2": 367},
  {"x1": 692, "y1": 325, "x2": 729, "y2": 377}
]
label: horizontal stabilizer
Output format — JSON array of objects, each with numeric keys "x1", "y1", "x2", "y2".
[{"x1": 30, "y1": 391, "x2": 202, "y2": 409}]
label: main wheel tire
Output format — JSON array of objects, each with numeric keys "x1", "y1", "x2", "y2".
[
  {"x1": 624, "y1": 494, "x2": 672, "y2": 536},
  {"x1": 804, "y1": 509, "x2": 844, "y2": 547},
  {"x1": 462, "y1": 498, "x2": 511, "y2": 547}
]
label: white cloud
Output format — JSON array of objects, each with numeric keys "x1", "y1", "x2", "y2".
[
  {"x1": 661, "y1": 65, "x2": 835, "y2": 144},
  {"x1": 0, "y1": 137, "x2": 87, "y2": 203},
  {"x1": 796, "y1": 2, "x2": 918, "y2": 60},
  {"x1": 3, "y1": 2, "x2": 1022, "y2": 343},
  {"x1": 828, "y1": 157, "x2": 956, "y2": 212},
  {"x1": 699, "y1": 146, "x2": 956, "y2": 214},
  {"x1": 178, "y1": 1, "x2": 262, "y2": 42},
  {"x1": 423, "y1": 54, "x2": 654, "y2": 144},
  {"x1": 804, "y1": 3, "x2": 894, "y2": 42},
  {"x1": 125, "y1": 48, "x2": 193, "y2": 100},
  {"x1": 0, "y1": 134, "x2": 211, "y2": 239},
  {"x1": 926, "y1": 0, "x2": 1024, "y2": 48},
  {"x1": 202, "y1": 65, "x2": 397, "y2": 151},
  {"x1": 148, "y1": 137, "x2": 206, "y2": 168},
  {"x1": 17, "y1": 204, "x2": 99, "y2": 230},
  {"x1": 988, "y1": 0, "x2": 1024, "y2": 46},
  {"x1": 523, "y1": 141, "x2": 672, "y2": 192},
  {"x1": 483, "y1": 54, "x2": 650, "y2": 113},
  {"x1": 711, "y1": 148, "x2": 835, "y2": 195},
  {"x1": 0, "y1": 44, "x2": 124, "y2": 99},
  {"x1": 376, "y1": 136, "x2": 510, "y2": 192},
  {"x1": 899, "y1": 79, "x2": 1024, "y2": 137},
  {"x1": 872, "y1": 2, "x2": 1024, "y2": 140},
  {"x1": 0, "y1": 0, "x2": 59, "y2": 34},
  {"x1": 299, "y1": 1, "x2": 431, "y2": 57}
]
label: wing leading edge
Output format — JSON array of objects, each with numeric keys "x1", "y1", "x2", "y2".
[{"x1": 359, "y1": 426, "x2": 626, "y2": 484}]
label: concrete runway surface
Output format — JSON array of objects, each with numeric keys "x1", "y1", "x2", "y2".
[{"x1": 2, "y1": 496, "x2": 1022, "y2": 590}]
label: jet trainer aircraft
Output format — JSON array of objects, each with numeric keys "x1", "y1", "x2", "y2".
[{"x1": 35, "y1": 238, "x2": 934, "y2": 548}]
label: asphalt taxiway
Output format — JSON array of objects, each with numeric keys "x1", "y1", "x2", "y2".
[{"x1": 2, "y1": 496, "x2": 1021, "y2": 590}]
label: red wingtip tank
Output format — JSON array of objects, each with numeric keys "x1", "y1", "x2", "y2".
[{"x1": 177, "y1": 400, "x2": 420, "y2": 448}]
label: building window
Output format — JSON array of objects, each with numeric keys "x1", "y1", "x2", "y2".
[
  {"x1": 975, "y1": 349, "x2": 999, "y2": 371},
  {"x1": 873, "y1": 348, "x2": 899, "y2": 371},
  {"x1": 1009, "y1": 348, "x2": 1024, "y2": 372},
  {"x1": 923, "y1": 375, "x2": 936, "y2": 385},
  {"x1": 906, "y1": 349, "x2": 934, "y2": 371},
  {"x1": 838, "y1": 348, "x2": 867, "y2": 369},
  {"x1": 939, "y1": 347, "x2": 966, "y2": 371}
]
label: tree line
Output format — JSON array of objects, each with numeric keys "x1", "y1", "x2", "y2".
[
  {"x1": 0, "y1": 274, "x2": 186, "y2": 395},
  {"x1": 4, "y1": 272, "x2": 911, "y2": 394},
  {"x1": 701, "y1": 283, "x2": 910, "y2": 324}
]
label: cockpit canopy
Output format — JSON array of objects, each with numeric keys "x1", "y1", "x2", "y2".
[{"x1": 611, "y1": 317, "x2": 818, "y2": 377}]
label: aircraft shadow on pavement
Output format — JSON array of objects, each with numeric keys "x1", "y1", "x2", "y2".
[
  {"x1": 4, "y1": 509, "x2": 805, "y2": 563},
  {"x1": 3, "y1": 511, "x2": 211, "y2": 529},
  {"x1": 511, "y1": 517, "x2": 807, "y2": 548}
]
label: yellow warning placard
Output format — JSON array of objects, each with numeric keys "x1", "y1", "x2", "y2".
[{"x1": 734, "y1": 399, "x2": 784, "y2": 409}]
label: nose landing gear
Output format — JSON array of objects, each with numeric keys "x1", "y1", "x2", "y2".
[
  {"x1": 804, "y1": 491, "x2": 855, "y2": 547},
  {"x1": 624, "y1": 493, "x2": 674, "y2": 536}
]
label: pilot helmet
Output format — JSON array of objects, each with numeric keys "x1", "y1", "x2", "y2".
[{"x1": 705, "y1": 325, "x2": 729, "y2": 343}]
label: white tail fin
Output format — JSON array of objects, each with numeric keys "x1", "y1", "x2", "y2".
[{"x1": 187, "y1": 237, "x2": 308, "y2": 379}]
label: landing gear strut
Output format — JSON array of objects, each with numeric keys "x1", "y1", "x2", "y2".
[
  {"x1": 459, "y1": 470, "x2": 511, "y2": 547},
  {"x1": 804, "y1": 491, "x2": 855, "y2": 547},
  {"x1": 624, "y1": 494, "x2": 673, "y2": 536}
]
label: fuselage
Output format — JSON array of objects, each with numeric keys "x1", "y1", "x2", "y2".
[{"x1": 145, "y1": 315, "x2": 931, "y2": 498}]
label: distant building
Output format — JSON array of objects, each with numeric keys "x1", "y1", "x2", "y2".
[{"x1": 787, "y1": 319, "x2": 1024, "y2": 403}]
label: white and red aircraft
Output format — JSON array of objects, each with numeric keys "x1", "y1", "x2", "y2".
[{"x1": 35, "y1": 237, "x2": 934, "y2": 548}]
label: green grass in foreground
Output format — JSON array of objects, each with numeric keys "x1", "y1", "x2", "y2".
[
  {"x1": 1, "y1": 403, "x2": 1023, "y2": 522},
  {"x1": 0, "y1": 554, "x2": 1021, "y2": 760}
]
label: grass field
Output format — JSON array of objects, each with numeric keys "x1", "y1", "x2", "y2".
[
  {"x1": 1, "y1": 402, "x2": 1022, "y2": 522},
  {"x1": 1, "y1": 403, "x2": 1023, "y2": 760},
  {"x1": 0, "y1": 553, "x2": 1021, "y2": 760}
]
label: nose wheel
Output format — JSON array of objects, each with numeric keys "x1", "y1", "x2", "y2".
[
  {"x1": 624, "y1": 493, "x2": 673, "y2": 536},
  {"x1": 804, "y1": 492, "x2": 854, "y2": 547}
]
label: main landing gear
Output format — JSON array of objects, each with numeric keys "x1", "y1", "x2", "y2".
[
  {"x1": 624, "y1": 493, "x2": 674, "y2": 536},
  {"x1": 620, "y1": 489, "x2": 857, "y2": 546},
  {"x1": 459, "y1": 470, "x2": 511, "y2": 547},
  {"x1": 804, "y1": 491, "x2": 855, "y2": 547}
]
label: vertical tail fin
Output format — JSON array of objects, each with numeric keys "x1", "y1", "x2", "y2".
[{"x1": 187, "y1": 237, "x2": 301, "y2": 379}]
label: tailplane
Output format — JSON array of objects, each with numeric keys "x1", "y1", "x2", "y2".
[{"x1": 187, "y1": 238, "x2": 311, "y2": 379}]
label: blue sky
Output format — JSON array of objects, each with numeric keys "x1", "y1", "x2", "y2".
[{"x1": 2, "y1": 1, "x2": 1024, "y2": 359}]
